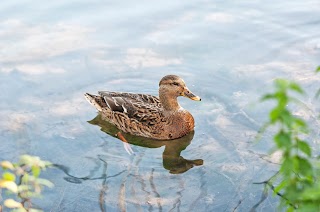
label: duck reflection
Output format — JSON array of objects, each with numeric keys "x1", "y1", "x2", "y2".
[{"x1": 89, "y1": 114, "x2": 203, "y2": 174}]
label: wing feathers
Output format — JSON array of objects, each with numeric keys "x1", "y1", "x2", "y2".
[{"x1": 97, "y1": 91, "x2": 163, "y2": 125}]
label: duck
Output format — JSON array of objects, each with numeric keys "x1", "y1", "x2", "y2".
[{"x1": 84, "y1": 75, "x2": 201, "y2": 140}]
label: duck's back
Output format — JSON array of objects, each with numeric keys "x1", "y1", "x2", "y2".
[{"x1": 85, "y1": 92, "x2": 166, "y2": 136}]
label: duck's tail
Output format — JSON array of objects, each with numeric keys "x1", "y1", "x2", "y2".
[{"x1": 84, "y1": 93, "x2": 103, "y2": 112}]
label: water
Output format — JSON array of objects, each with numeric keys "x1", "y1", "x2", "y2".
[{"x1": 1, "y1": 0, "x2": 320, "y2": 211}]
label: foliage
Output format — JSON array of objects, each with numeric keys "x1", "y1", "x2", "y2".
[
  {"x1": 261, "y1": 78, "x2": 320, "y2": 211},
  {"x1": 0, "y1": 155, "x2": 53, "y2": 212},
  {"x1": 316, "y1": 66, "x2": 320, "y2": 99}
]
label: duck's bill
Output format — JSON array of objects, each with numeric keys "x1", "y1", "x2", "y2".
[
  {"x1": 189, "y1": 95, "x2": 201, "y2": 101},
  {"x1": 183, "y1": 88, "x2": 201, "y2": 101}
]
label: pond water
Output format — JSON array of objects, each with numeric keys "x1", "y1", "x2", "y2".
[{"x1": 1, "y1": 0, "x2": 320, "y2": 211}]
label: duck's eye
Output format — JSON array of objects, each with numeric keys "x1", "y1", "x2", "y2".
[{"x1": 172, "y1": 82, "x2": 180, "y2": 86}]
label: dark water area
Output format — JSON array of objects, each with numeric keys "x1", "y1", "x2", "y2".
[{"x1": 1, "y1": 0, "x2": 320, "y2": 211}]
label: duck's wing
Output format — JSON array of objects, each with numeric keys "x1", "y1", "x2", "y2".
[
  {"x1": 98, "y1": 91, "x2": 163, "y2": 125},
  {"x1": 98, "y1": 91, "x2": 161, "y2": 107}
]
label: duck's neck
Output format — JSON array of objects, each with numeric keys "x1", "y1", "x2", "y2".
[{"x1": 159, "y1": 90, "x2": 181, "y2": 112}]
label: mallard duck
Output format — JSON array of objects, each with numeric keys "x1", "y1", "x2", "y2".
[{"x1": 84, "y1": 75, "x2": 201, "y2": 140}]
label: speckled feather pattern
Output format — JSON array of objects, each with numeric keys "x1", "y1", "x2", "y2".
[{"x1": 84, "y1": 75, "x2": 199, "y2": 140}]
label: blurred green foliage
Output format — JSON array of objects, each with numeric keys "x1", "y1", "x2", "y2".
[
  {"x1": 0, "y1": 155, "x2": 53, "y2": 212},
  {"x1": 261, "y1": 76, "x2": 320, "y2": 211}
]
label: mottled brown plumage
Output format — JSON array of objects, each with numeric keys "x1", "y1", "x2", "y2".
[{"x1": 84, "y1": 75, "x2": 201, "y2": 140}]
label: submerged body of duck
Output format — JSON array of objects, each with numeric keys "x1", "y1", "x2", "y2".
[{"x1": 84, "y1": 75, "x2": 201, "y2": 140}]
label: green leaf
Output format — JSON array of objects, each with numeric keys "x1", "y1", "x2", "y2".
[
  {"x1": 293, "y1": 118, "x2": 308, "y2": 133},
  {"x1": 280, "y1": 157, "x2": 293, "y2": 175},
  {"x1": 2, "y1": 172, "x2": 16, "y2": 181},
  {"x1": 298, "y1": 204, "x2": 320, "y2": 212},
  {"x1": 261, "y1": 94, "x2": 275, "y2": 101},
  {"x1": 287, "y1": 207, "x2": 294, "y2": 212},
  {"x1": 300, "y1": 184, "x2": 320, "y2": 200},
  {"x1": 297, "y1": 140, "x2": 312, "y2": 156},
  {"x1": 296, "y1": 156, "x2": 313, "y2": 176},
  {"x1": 37, "y1": 178, "x2": 54, "y2": 188},
  {"x1": 274, "y1": 79, "x2": 289, "y2": 90},
  {"x1": 19, "y1": 155, "x2": 34, "y2": 165},
  {"x1": 32, "y1": 166, "x2": 41, "y2": 178},
  {"x1": 21, "y1": 173, "x2": 30, "y2": 183},
  {"x1": 277, "y1": 94, "x2": 288, "y2": 109},
  {"x1": 274, "y1": 180, "x2": 287, "y2": 194},
  {"x1": 288, "y1": 82, "x2": 304, "y2": 94},
  {"x1": 280, "y1": 110, "x2": 294, "y2": 128},
  {"x1": 44, "y1": 161, "x2": 53, "y2": 167},
  {"x1": 18, "y1": 185, "x2": 32, "y2": 192},
  {"x1": 270, "y1": 107, "x2": 282, "y2": 123},
  {"x1": 316, "y1": 66, "x2": 320, "y2": 73},
  {"x1": 274, "y1": 131, "x2": 291, "y2": 148}
]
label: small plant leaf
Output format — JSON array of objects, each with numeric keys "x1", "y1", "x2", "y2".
[
  {"x1": 293, "y1": 118, "x2": 308, "y2": 133},
  {"x1": 37, "y1": 178, "x2": 54, "y2": 188},
  {"x1": 274, "y1": 180, "x2": 288, "y2": 193},
  {"x1": 261, "y1": 94, "x2": 275, "y2": 101},
  {"x1": 280, "y1": 157, "x2": 293, "y2": 175},
  {"x1": 274, "y1": 131, "x2": 291, "y2": 148},
  {"x1": 300, "y1": 185, "x2": 320, "y2": 200},
  {"x1": 287, "y1": 206, "x2": 294, "y2": 212},
  {"x1": 297, "y1": 140, "x2": 312, "y2": 157},
  {"x1": 316, "y1": 66, "x2": 320, "y2": 72},
  {"x1": 298, "y1": 204, "x2": 320, "y2": 212},
  {"x1": 0, "y1": 180, "x2": 18, "y2": 193},
  {"x1": 4, "y1": 199, "x2": 23, "y2": 208},
  {"x1": 270, "y1": 107, "x2": 282, "y2": 123},
  {"x1": 0, "y1": 161, "x2": 14, "y2": 170},
  {"x1": 32, "y1": 165, "x2": 41, "y2": 178},
  {"x1": 274, "y1": 79, "x2": 289, "y2": 90},
  {"x1": 289, "y1": 82, "x2": 304, "y2": 94},
  {"x1": 281, "y1": 110, "x2": 293, "y2": 128},
  {"x1": 19, "y1": 155, "x2": 33, "y2": 165},
  {"x1": 297, "y1": 156, "x2": 313, "y2": 176},
  {"x1": 18, "y1": 184, "x2": 32, "y2": 192},
  {"x1": 2, "y1": 172, "x2": 16, "y2": 181}
]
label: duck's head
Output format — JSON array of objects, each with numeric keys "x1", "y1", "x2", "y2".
[{"x1": 159, "y1": 75, "x2": 201, "y2": 101}]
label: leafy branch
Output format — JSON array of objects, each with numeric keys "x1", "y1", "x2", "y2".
[
  {"x1": 260, "y1": 78, "x2": 320, "y2": 211},
  {"x1": 0, "y1": 155, "x2": 53, "y2": 212}
]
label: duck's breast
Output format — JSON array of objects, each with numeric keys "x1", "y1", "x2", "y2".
[{"x1": 165, "y1": 110, "x2": 195, "y2": 139}]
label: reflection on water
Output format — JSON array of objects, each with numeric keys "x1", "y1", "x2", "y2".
[
  {"x1": 54, "y1": 157, "x2": 127, "y2": 212},
  {"x1": 89, "y1": 114, "x2": 203, "y2": 174},
  {"x1": 52, "y1": 115, "x2": 203, "y2": 210}
]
